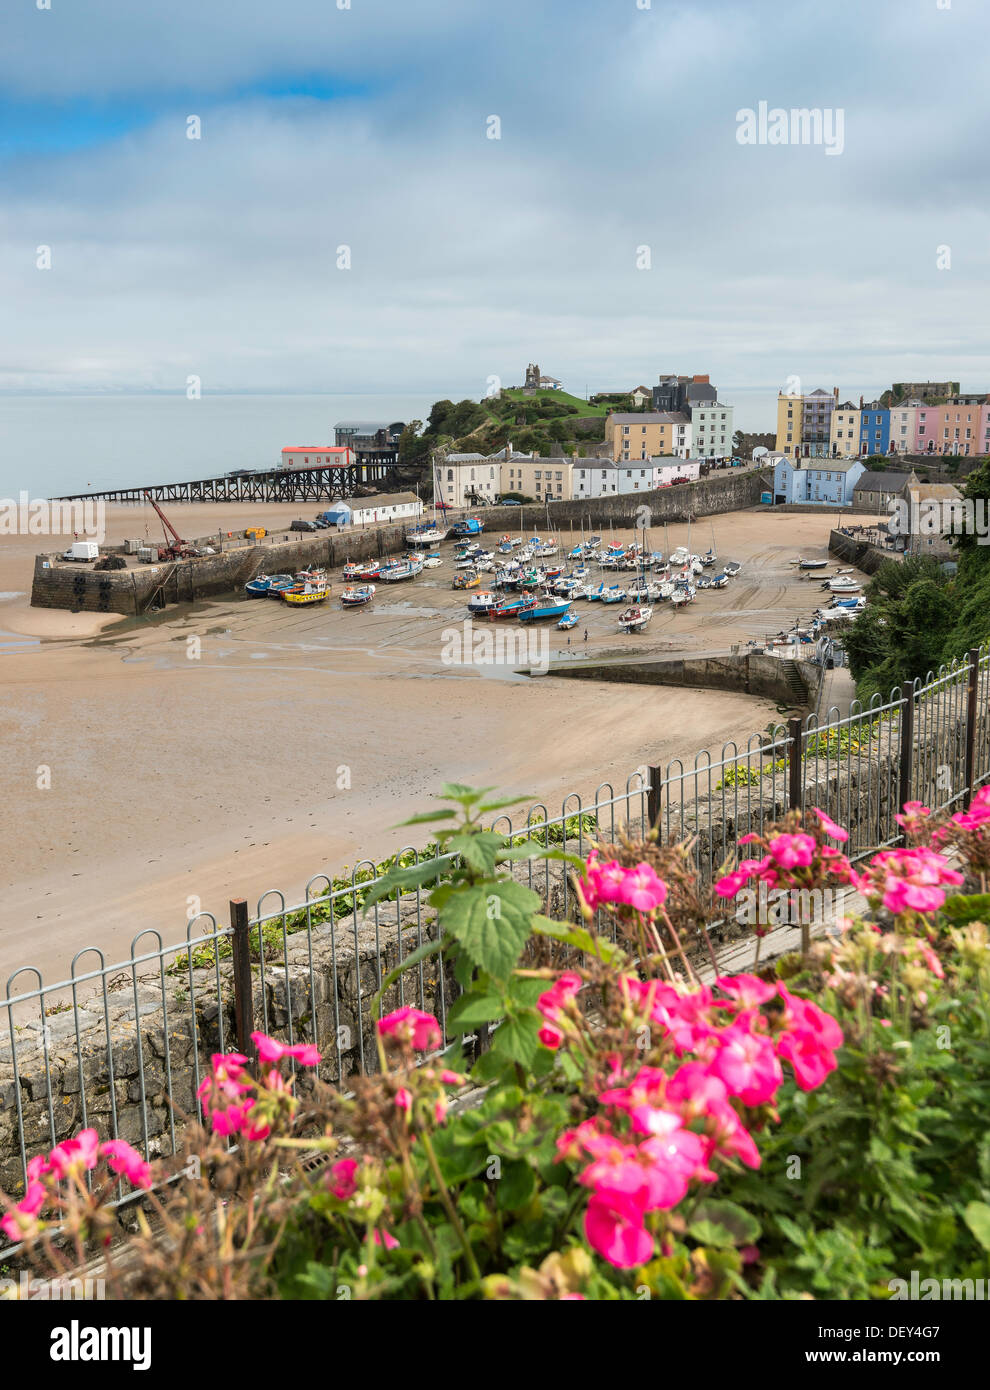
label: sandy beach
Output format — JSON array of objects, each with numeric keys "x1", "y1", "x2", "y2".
[{"x1": 0, "y1": 504, "x2": 877, "y2": 984}]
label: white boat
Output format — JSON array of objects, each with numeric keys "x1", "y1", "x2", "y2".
[
  {"x1": 422, "y1": 556, "x2": 443, "y2": 569},
  {"x1": 669, "y1": 546, "x2": 689, "y2": 566},
  {"x1": 467, "y1": 590, "x2": 500, "y2": 614},
  {"x1": 797, "y1": 557, "x2": 828, "y2": 570},
  {"x1": 340, "y1": 583, "x2": 376, "y2": 607},
  {"x1": 723, "y1": 561, "x2": 741, "y2": 577},
  {"x1": 601, "y1": 585, "x2": 626, "y2": 604},
  {"x1": 618, "y1": 605, "x2": 652, "y2": 632},
  {"x1": 378, "y1": 557, "x2": 424, "y2": 583},
  {"x1": 824, "y1": 576, "x2": 861, "y2": 593},
  {"x1": 406, "y1": 525, "x2": 447, "y2": 547}
]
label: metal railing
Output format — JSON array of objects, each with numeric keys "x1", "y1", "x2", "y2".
[{"x1": 2, "y1": 646, "x2": 988, "y2": 1225}]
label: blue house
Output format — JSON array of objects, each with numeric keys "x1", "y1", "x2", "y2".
[
  {"x1": 771, "y1": 453, "x2": 865, "y2": 506},
  {"x1": 859, "y1": 405, "x2": 890, "y2": 457}
]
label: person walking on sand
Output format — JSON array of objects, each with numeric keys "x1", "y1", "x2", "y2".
[{"x1": 584, "y1": 628, "x2": 588, "y2": 642}]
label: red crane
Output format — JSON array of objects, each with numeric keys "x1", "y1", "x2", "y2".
[{"x1": 143, "y1": 492, "x2": 197, "y2": 560}]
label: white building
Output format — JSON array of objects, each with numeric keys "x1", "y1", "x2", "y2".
[
  {"x1": 346, "y1": 492, "x2": 423, "y2": 526},
  {"x1": 654, "y1": 458, "x2": 701, "y2": 485},
  {"x1": 439, "y1": 454, "x2": 500, "y2": 507},
  {"x1": 280, "y1": 446, "x2": 353, "y2": 469},
  {"x1": 690, "y1": 404, "x2": 733, "y2": 460}
]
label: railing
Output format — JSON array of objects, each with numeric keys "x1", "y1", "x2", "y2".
[{"x1": 2, "y1": 646, "x2": 988, "y2": 1228}]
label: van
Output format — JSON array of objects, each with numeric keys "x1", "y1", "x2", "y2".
[{"x1": 62, "y1": 541, "x2": 100, "y2": 562}]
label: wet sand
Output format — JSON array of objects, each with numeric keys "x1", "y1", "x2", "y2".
[{"x1": 0, "y1": 505, "x2": 877, "y2": 984}]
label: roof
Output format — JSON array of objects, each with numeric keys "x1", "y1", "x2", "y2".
[
  {"x1": 346, "y1": 492, "x2": 421, "y2": 509},
  {"x1": 631, "y1": 385, "x2": 652, "y2": 394},
  {"x1": 806, "y1": 458, "x2": 863, "y2": 473},
  {"x1": 446, "y1": 452, "x2": 487, "y2": 462},
  {"x1": 609, "y1": 412, "x2": 691, "y2": 425},
  {"x1": 281, "y1": 446, "x2": 350, "y2": 454},
  {"x1": 905, "y1": 483, "x2": 963, "y2": 503},
  {"x1": 334, "y1": 420, "x2": 400, "y2": 432},
  {"x1": 853, "y1": 471, "x2": 911, "y2": 492}
]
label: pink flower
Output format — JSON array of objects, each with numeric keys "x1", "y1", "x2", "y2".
[
  {"x1": 585, "y1": 859, "x2": 628, "y2": 906},
  {"x1": 440, "y1": 1070, "x2": 464, "y2": 1086},
  {"x1": 584, "y1": 1192, "x2": 654, "y2": 1269},
  {"x1": 250, "y1": 1032, "x2": 321, "y2": 1067},
  {"x1": 373, "y1": 1228, "x2": 400, "y2": 1250},
  {"x1": 767, "y1": 833, "x2": 816, "y2": 871},
  {"x1": 715, "y1": 974, "x2": 776, "y2": 1008},
  {"x1": 394, "y1": 1088, "x2": 413, "y2": 1112},
  {"x1": 708, "y1": 1020, "x2": 783, "y2": 1107},
  {"x1": 919, "y1": 945, "x2": 945, "y2": 979},
  {"x1": 537, "y1": 972, "x2": 582, "y2": 1022},
  {"x1": 620, "y1": 863, "x2": 668, "y2": 914},
  {"x1": 434, "y1": 1096, "x2": 448, "y2": 1124},
  {"x1": 812, "y1": 807, "x2": 849, "y2": 842},
  {"x1": 47, "y1": 1129, "x2": 100, "y2": 1180},
  {"x1": 328, "y1": 1158, "x2": 359, "y2": 1199},
  {"x1": 101, "y1": 1140, "x2": 153, "y2": 1190},
  {"x1": 716, "y1": 871, "x2": 747, "y2": 898},
  {"x1": 376, "y1": 1007, "x2": 442, "y2": 1052},
  {"x1": 538, "y1": 1021, "x2": 564, "y2": 1050}
]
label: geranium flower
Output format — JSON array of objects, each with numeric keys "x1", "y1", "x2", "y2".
[
  {"x1": 376, "y1": 1007, "x2": 442, "y2": 1051},
  {"x1": 328, "y1": 1158, "x2": 359, "y2": 1199},
  {"x1": 101, "y1": 1140, "x2": 153, "y2": 1190},
  {"x1": 812, "y1": 807, "x2": 849, "y2": 842}
]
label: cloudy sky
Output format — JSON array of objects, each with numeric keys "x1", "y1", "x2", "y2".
[{"x1": 2, "y1": 0, "x2": 988, "y2": 427}]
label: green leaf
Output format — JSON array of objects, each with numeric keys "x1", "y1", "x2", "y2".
[
  {"x1": 393, "y1": 809, "x2": 459, "y2": 827},
  {"x1": 446, "y1": 989, "x2": 506, "y2": 1031},
  {"x1": 532, "y1": 916, "x2": 623, "y2": 964},
  {"x1": 963, "y1": 1201, "x2": 990, "y2": 1252},
  {"x1": 476, "y1": 794, "x2": 534, "y2": 815},
  {"x1": 361, "y1": 859, "x2": 454, "y2": 912},
  {"x1": 495, "y1": 1160, "x2": 536, "y2": 1212},
  {"x1": 446, "y1": 830, "x2": 505, "y2": 877},
  {"x1": 940, "y1": 893, "x2": 990, "y2": 927},
  {"x1": 688, "y1": 1200, "x2": 761, "y2": 1249},
  {"x1": 439, "y1": 783, "x2": 495, "y2": 807},
  {"x1": 441, "y1": 880, "x2": 541, "y2": 979},
  {"x1": 491, "y1": 1013, "x2": 542, "y2": 1068}
]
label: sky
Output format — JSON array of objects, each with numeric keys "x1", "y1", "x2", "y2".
[{"x1": 1, "y1": 0, "x2": 988, "y2": 430}]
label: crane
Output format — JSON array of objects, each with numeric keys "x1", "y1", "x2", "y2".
[{"x1": 143, "y1": 492, "x2": 197, "y2": 560}]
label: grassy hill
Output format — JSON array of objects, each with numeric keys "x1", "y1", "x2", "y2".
[{"x1": 498, "y1": 387, "x2": 613, "y2": 417}]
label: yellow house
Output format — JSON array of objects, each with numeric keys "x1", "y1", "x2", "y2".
[
  {"x1": 502, "y1": 457, "x2": 574, "y2": 501},
  {"x1": 775, "y1": 393, "x2": 803, "y2": 456},
  {"x1": 606, "y1": 412, "x2": 691, "y2": 461},
  {"x1": 829, "y1": 402, "x2": 861, "y2": 457}
]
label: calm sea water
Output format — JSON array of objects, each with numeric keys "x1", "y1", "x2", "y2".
[{"x1": 0, "y1": 394, "x2": 439, "y2": 499}]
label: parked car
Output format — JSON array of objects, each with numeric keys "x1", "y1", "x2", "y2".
[
  {"x1": 290, "y1": 519, "x2": 318, "y2": 532},
  {"x1": 312, "y1": 517, "x2": 331, "y2": 529}
]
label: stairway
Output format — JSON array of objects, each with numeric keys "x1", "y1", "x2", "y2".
[{"x1": 781, "y1": 660, "x2": 807, "y2": 706}]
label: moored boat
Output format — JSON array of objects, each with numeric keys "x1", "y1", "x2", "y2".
[
  {"x1": 467, "y1": 590, "x2": 499, "y2": 614},
  {"x1": 517, "y1": 597, "x2": 573, "y2": 623},
  {"x1": 618, "y1": 605, "x2": 652, "y2": 632},
  {"x1": 245, "y1": 573, "x2": 293, "y2": 597},
  {"x1": 557, "y1": 611, "x2": 579, "y2": 630},
  {"x1": 378, "y1": 556, "x2": 423, "y2": 583},
  {"x1": 282, "y1": 573, "x2": 330, "y2": 604},
  {"x1": 453, "y1": 570, "x2": 481, "y2": 590},
  {"x1": 340, "y1": 583, "x2": 376, "y2": 607}
]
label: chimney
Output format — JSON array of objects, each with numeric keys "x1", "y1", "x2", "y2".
[
  {"x1": 859, "y1": 396, "x2": 863, "y2": 409},
  {"x1": 833, "y1": 386, "x2": 839, "y2": 402}
]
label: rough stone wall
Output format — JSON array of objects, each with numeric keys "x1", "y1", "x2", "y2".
[
  {"x1": 828, "y1": 528, "x2": 894, "y2": 575},
  {"x1": 548, "y1": 651, "x2": 824, "y2": 706}
]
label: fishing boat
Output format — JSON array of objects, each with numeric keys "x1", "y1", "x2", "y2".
[
  {"x1": 797, "y1": 558, "x2": 828, "y2": 570},
  {"x1": 340, "y1": 584, "x2": 376, "y2": 607},
  {"x1": 378, "y1": 556, "x2": 424, "y2": 583},
  {"x1": 282, "y1": 574, "x2": 330, "y2": 604},
  {"x1": 517, "y1": 597, "x2": 573, "y2": 623},
  {"x1": 491, "y1": 596, "x2": 529, "y2": 619},
  {"x1": 450, "y1": 517, "x2": 484, "y2": 538},
  {"x1": 557, "y1": 611, "x2": 579, "y2": 630},
  {"x1": 467, "y1": 590, "x2": 499, "y2": 614},
  {"x1": 543, "y1": 564, "x2": 563, "y2": 580},
  {"x1": 618, "y1": 605, "x2": 652, "y2": 632},
  {"x1": 244, "y1": 573, "x2": 293, "y2": 598},
  {"x1": 452, "y1": 570, "x2": 481, "y2": 590},
  {"x1": 341, "y1": 562, "x2": 364, "y2": 581},
  {"x1": 355, "y1": 560, "x2": 380, "y2": 580}
]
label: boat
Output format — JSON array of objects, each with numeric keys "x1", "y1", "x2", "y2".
[
  {"x1": 450, "y1": 517, "x2": 484, "y2": 537},
  {"x1": 467, "y1": 590, "x2": 499, "y2": 614},
  {"x1": 797, "y1": 558, "x2": 828, "y2": 570},
  {"x1": 586, "y1": 583, "x2": 606, "y2": 602},
  {"x1": 341, "y1": 562, "x2": 364, "y2": 581},
  {"x1": 824, "y1": 576, "x2": 861, "y2": 593},
  {"x1": 245, "y1": 573, "x2": 293, "y2": 598},
  {"x1": 453, "y1": 571, "x2": 481, "y2": 590},
  {"x1": 378, "y1": 557, "x2": 424, "y2": 583},
  {"x1": 618, "y1": 605, "x2": 652, "y2": 632},
  {"x1": 265, "y1": 574, "x2": 296, "y2": 597},
  {"x1": 422, "y1": 556, "x2": 443, "y2": 569},
  {"x1": 670, "y1": 546, "x2": 689, "y2": 566},
  {"x1": 723, "y1": 561, "x2": 742, "y2": 577},
  {"x1": 355, "y1": 560, "x2": 380, "y2": 580},
  {"x1": 406, "y1": 524, "x2": 447, "y2": 547},
  {"x1": 601, "y1": 586, "x2": 626, "y2": 604},
  {"x1": 517, "y1": 597, "x2": 573, "y2": 623},
  {"x1": 282, "y1": 575, "x2": 330, "y2": 604},
  {"x1": 557, "y1": 611, "x2": 579, "y2": 630},
  {"x1": 491, "y1": 596, "x2": 529, "y2": 619},
  {"x1": 543, "y1": 564, "x2": 563, "y2": 579},
  {"x1": 340, "y1": 584, "x2": 376, "y2": 607},
  {"x1": 710, "y1": 573, "x2": 729, "y2": 589}
]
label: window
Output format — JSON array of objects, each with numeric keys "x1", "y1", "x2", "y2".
[{"x1": 447, "y1": 469, "x2": 453, "y2": 480}]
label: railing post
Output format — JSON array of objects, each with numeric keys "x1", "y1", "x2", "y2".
[
  {"x1": 647, "y1": 765, "x2": 662, "y2": 832},
  {"x1": 898, "y1": 688, "x2": 915, "y2": 819},
  {"x1": 787, "y1": 717, "x2": 803, "y2": 816},
  {"x1": 964, "y1": 647, "x2": 980, "y2": 802},
  {"x1": 229, "y1": 898, "x2": 256, "y2": 1059}
]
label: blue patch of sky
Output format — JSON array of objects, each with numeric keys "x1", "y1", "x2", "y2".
[{"x1": 0, "y1": 74, "x2": 377, "y2": 157}]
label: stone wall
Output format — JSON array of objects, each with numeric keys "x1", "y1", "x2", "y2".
[
  {"x1": 828, "y1": 528, "x2": 895, "y2": 575},
  {"x1": 30, "y1": 523, "x2": 410, "y2": 617},
  {"x1": 547, "y1": 650, "x2": 824, "y2": 707}
]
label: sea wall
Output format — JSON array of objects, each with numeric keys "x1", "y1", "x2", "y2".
[
  {"x1": 546, "y1": 650, "x2": 824, "y2": 707},
  {"x1": 828, "y1": 528, "x2": 895, "y2": 575},
  {"x1": 30, "y1": 524, "x2": 411, "y2": 617}
]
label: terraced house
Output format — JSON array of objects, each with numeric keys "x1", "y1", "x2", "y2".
[
  {"x1": 606, "y1": 412, "x2": 692, "y2": 461},
  {"x1": 775, "y1": 387, "x2": 839, "y2": 458}
]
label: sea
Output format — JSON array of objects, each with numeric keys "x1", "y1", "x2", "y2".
[{"x1": 0, "y1": 393, "x2": 440, "y2": 501}]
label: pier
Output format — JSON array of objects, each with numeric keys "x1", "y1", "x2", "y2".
[{"x1": 53, "y1": 458, "x2": 394, "y2": 506}]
